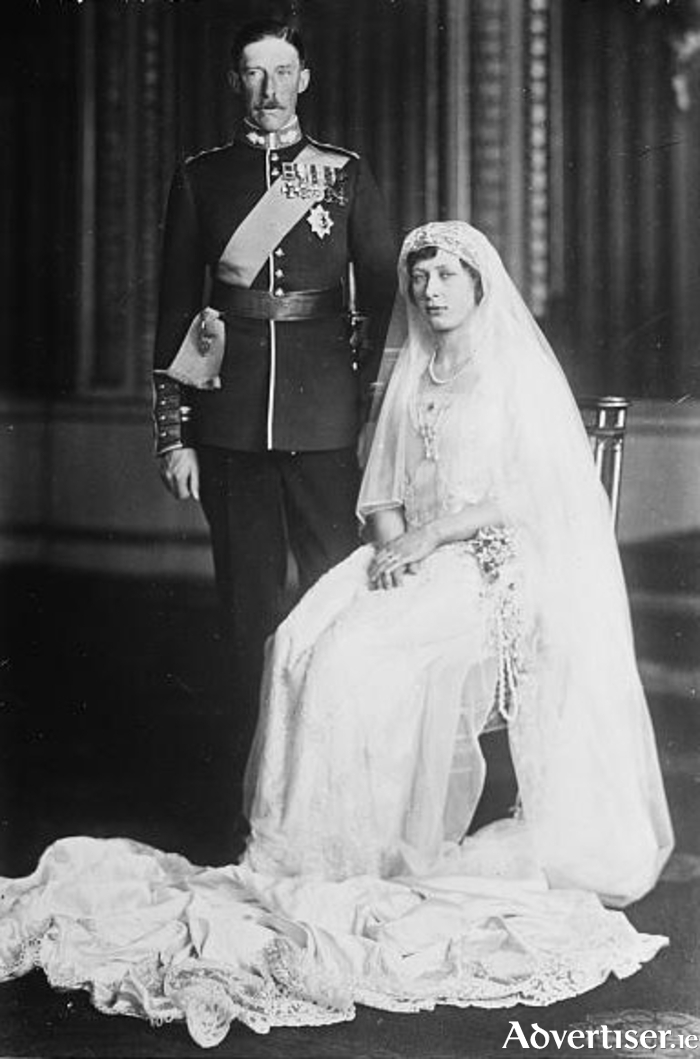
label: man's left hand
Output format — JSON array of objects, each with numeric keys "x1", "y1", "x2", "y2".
[{"x1": 158, "y1": 447, "x2": 200, "y2": 501}]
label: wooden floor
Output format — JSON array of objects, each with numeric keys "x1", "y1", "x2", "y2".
[{"x1": 0, "y1": 554, "x2": 698, "y2": 1058}]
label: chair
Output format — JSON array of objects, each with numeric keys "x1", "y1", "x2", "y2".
[{"x1": 577, "y1": 396, "x2": 630, "y2": 529}]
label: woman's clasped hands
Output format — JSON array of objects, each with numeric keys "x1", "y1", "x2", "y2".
[{"x1": 368, "y1": 525, "x2": 438, "y2": 590}]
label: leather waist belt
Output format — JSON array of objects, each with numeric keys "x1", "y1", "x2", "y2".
[{"x1": 211, "y1": 284, "x2": 345, "y2": 322}]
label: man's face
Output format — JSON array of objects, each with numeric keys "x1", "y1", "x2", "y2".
[{"x1": 232, "y1": 37, "x2": 310, "y2": 132}]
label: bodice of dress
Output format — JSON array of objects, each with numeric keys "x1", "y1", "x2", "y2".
[{"x1": 403, "y1": 368, "x2": 497, "y2": 530}]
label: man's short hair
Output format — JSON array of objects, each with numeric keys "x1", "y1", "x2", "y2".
[{"x1": 230, "y1": 18, "x2": 306, "y2": 70}]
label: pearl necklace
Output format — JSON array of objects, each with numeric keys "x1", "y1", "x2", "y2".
[{"x1": 428, "y1": 348, "x2": 474, "y2": 386}]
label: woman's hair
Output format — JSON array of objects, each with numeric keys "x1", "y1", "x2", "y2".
[
  {"x1": 230, "y1": 18, "x2": 307, "y2": 70},
  {"x1": 406, "y1": 245, "x2": 484, "y2": 304}
]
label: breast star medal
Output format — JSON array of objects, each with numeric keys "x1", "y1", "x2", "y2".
[{"x1": 307, "y1": 203, "x2": 334, "y2": 240}]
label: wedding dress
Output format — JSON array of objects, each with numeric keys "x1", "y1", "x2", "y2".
[{"x1": 0, "y1": 224, "x2": 673, "y2": 1049}]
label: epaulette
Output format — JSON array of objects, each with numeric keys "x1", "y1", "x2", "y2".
[
  {"x1": 184, "y1": 142, "x2": 235, "y2": 167},
  {"x1": 306, "y1": 136, "x2": 360, "y2": 161}
]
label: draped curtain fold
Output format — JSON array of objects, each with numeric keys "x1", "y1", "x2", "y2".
[{"x1": 551, "y1": 0, "x2": 699, "y2": 398}]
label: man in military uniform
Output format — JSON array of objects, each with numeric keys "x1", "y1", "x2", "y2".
[{"x1": 153, "y1": 18, "x2": 397, "y2": 802}]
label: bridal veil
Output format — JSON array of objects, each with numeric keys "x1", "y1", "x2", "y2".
[{"x1": 359, "y1": 221, "x2": 673, "y2": 907}]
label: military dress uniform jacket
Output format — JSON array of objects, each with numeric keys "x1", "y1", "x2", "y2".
[{"x1": 153, "y1": 127, "x2": 397, "y2": 455}]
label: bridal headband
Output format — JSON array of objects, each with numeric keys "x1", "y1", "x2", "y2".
[{"x1": 399, "y1": 221, "x2": 492, "y2": 284}]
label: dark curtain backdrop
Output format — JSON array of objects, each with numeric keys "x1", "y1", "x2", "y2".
[
  {"x1": 1, "y1": 0, "x2": 698, "y2": 401},
  {"x1": 0, "y1": 2, "x2": 79, "y2": 394},
  {"x1": 555, "y1": 0, "x2": 700, "y2": 398}
]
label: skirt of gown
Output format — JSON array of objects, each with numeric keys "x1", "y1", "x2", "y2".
[{"x1": 0, "y1": 546, "x2": 669, "y2": 1048}]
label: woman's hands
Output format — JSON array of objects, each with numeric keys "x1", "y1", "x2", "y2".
[
  {"x1": 369, "y1": 525, "x2": 439, "y2": 591},
  {"x1": 365, "y1": 499, "x2": 503, "y2": 591}
]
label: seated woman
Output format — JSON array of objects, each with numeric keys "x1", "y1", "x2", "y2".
[
  {"x1": 243, "y1": 221, "x2": 673, "y2": 902},
  {"x1": 0, "y1": 223, "x2": 673, "y2": 1048}
]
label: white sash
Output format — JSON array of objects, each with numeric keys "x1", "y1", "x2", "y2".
[{"x1": 165, "y1": 144, "x2": 351, "y2": 389}]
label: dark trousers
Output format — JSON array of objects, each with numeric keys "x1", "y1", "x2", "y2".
[{"x1": 198, "y1": 446, "x2": 361, "y2": 799}]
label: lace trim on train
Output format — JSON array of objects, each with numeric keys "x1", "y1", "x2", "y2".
[
  {"x1": 0, "y1": 916, "x2": 349, "y2": 1049},
  {"x1": 0, "y1": 902, "x2": 665, "y2": 1048},
  {"x1": 263, "y1": 903, "x2": 664, "y2": 1017}
]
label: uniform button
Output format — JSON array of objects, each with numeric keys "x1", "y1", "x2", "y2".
[
  {"x1": 271, "y1": 169, "x2": 280, "y2": 178},
  {"x1": 270, "y1": 152, "x2": 279, "y2": 161},
  {"x1": 274, "y1": 287, "x2": 284, "y2": 296},
  {"x1": 275, "y1": 248, "x2": 285, "y2": 258},
  {"x1": 275, "y1": 268, "x2": 284, "y2": 278}
]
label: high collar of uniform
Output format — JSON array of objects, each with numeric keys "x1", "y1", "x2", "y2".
[{"x1": 241, "y1": 117, "x2": 303, "y2": 150}]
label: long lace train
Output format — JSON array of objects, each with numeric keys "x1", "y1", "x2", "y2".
[{"x1": 0, "y1": 835, "x2": 667, "y2": 1048}]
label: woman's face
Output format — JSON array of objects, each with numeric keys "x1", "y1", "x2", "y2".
[{"x1": 409, "y1": 249, "x2": 479, "y2": 333}]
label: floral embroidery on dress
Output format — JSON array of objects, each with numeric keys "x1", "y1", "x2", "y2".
[{"x1": 465, "y1": 526, "x2": 532, "y2": 723}]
